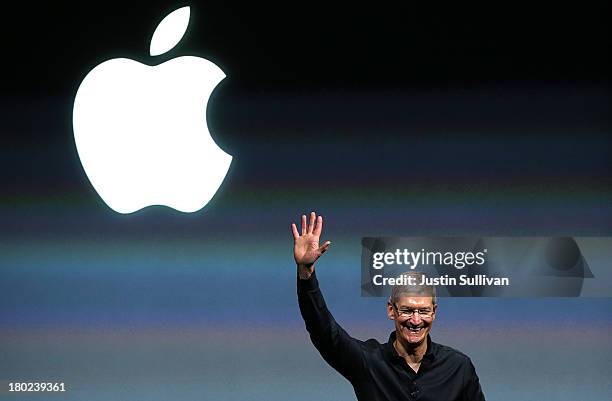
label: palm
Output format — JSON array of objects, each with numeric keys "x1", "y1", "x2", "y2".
[
  {"x1": 294, "y1": 234, "x2": 321, "y2": 266},
  {"x1": 291, "y1": 212, "x2": 331, "y2": 267}
]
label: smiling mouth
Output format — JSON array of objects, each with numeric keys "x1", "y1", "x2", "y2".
[{"x1": 404, "y1": 326, "x2": 424, "y2": 335}]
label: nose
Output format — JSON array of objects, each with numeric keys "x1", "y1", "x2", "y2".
[{"x1": 409, "y1": 312, "x2": 422, "y2": 325}]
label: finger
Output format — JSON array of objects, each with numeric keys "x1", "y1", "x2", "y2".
[
  {"x1": 308, "y1": 211, "x2": 316, "y2": 234},
  {"x1": 319, "y1": 240, "x2": 331, "y2": 254},
  {"x1": 314, "y1": 215, "x2": 323, "y2": 236},
  {"x1": 291, "y1": 223, "x2": 300, "y2": 240},
  {"x1": 301, "y1": 214, "x2": 307, "y2": 235}
]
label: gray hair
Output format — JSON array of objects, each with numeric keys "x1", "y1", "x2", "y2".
[{"x1": 390, "y1": 271, "x2": 437, "y2": 305}]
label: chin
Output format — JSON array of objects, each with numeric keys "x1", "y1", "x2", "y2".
[{"x1": 406, "y1": 335, "x2": 426, "y2": 344}]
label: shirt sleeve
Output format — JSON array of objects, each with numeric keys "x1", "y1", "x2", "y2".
[
  {"x1": 297, "y1": 271, "x2": 366, "y2": 381},
  {"x1": 461, "y1": 358, "x2": 486, "y2": 401}
]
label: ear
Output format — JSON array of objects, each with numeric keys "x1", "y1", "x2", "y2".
[
  {"x1": 387, "y1": 300, "x2": 395, "y2": 320},
  {"x1": 431, "y1": 303, "x2": 438, "y2": 321}
]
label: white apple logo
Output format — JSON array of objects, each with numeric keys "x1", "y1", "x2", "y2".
[{"x1": 72, "y1": 6, "x2": 232, "y2": 214}]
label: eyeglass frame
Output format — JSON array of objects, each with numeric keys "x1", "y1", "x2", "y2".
[{"x1": 391, "y1": 302, "x2": 435, "y2": 319}]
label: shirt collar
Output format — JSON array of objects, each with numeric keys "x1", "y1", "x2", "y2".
[{"x1": 385, "y1": 331, "x2": 436, "y2": 362}]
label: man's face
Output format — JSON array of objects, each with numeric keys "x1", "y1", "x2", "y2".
[{"x1": 387, "y1": 295, "x2": 437, "y2": 346}]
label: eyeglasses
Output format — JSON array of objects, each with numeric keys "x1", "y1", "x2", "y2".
[{"x1": 392, "y1": 303, "x2": 434, "y2": 319}]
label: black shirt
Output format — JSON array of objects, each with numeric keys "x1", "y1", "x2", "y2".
[{"x1": 298, "y1": 272, "x2": 486, "y2": 401}]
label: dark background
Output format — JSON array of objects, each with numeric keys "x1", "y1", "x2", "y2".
[
  {"x1": 1, "y1": 2, "x2": 611, "y2": 400},
  {"x1": 4, "y1": 1, "x2": 610, "y2": 91}
]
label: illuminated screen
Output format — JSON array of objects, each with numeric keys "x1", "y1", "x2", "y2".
[{"x1": 2, "y1": 3, "x2": 610, "y2": 400}]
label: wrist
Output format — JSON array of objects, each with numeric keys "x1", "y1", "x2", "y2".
[{"x1": 297, "y1": 263, "x2": 315, "y2": 280}]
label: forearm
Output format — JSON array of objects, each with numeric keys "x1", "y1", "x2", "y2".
[
  {"x1": 297, "y1": 269, "x2": 365, "y2": 380},
  {"x1": 298, "y1": 269, "x2": 350, "y2": 353},
  {"x1": 297, "y1": 269, "x2": 332, "y2": 338}
]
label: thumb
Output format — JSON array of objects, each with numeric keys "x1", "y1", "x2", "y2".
[{"x1": 318, "y1": 240, "x2": 332, "y2": 254}]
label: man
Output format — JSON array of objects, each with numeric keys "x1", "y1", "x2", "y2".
[{"x1": 291, "y1": 212, "x2": 485, "y2": 401}]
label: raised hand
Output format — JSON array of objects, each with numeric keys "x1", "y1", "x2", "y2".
[{"x1": 291, "y1": 211, "x2": 331, "y2": 279}]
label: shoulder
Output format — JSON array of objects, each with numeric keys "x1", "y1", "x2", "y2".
[
  {"x1": 355, "y1": 337, "x2": 387, "y2": 355},
  {"x1": 363, "y1": 337, "x2": 383, "y2": 348}
]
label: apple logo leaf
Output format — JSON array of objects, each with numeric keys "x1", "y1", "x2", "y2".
[{"x1": 150, "y1": 6, "x2": 191, "y2": 56}]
